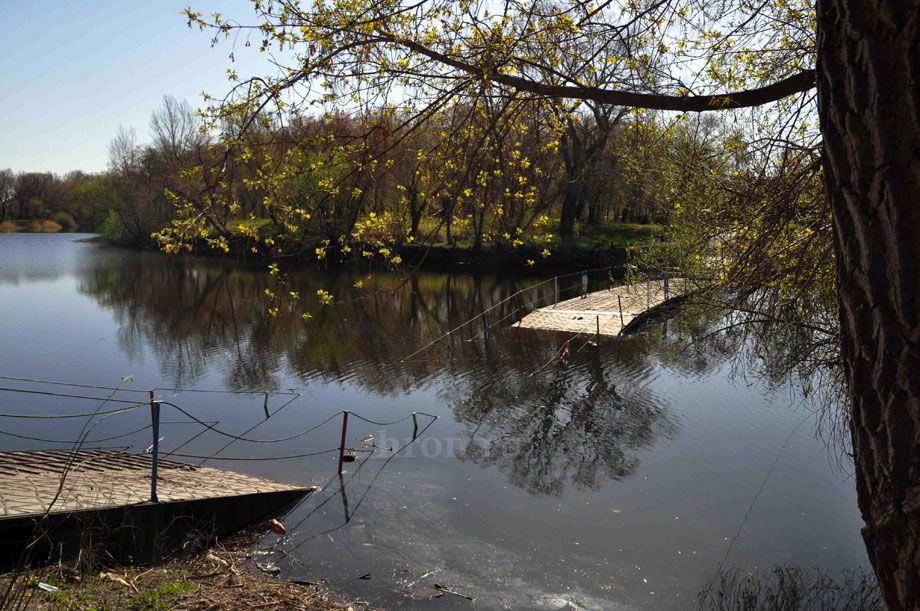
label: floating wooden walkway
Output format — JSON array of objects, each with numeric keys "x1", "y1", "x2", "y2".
[
  {"x1": 0, "y1": 450, "x2": 315, "y2": 565},
  {"x1": 517, "y1": 278, "x2": 683, "y2": 336},
  {"x1": 0, "y1": 450, "x2": 311, "y2": 518}
]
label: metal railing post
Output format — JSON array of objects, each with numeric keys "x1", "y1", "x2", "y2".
[
  {"x1": 618, "y1": 294, "x2": 625, "y2": 328},
  {"x1": 149, "y1": 391, "x2": 160, "y2": 503},
  {"x1": 596, "y1": 315, "x2": 600, "y2": 345},
  {"x1": 484, "y1": 309, "x2": 490, "y2": 340},
  {"x1": 337, "y1": 410, "x2": 350, "y2": 474},
  {"x1": 554, "y1": 276, "x2": 559, "y2": 307},
  {"x1": 581, "y1": 271, "x2": 588, "y2": 299}
]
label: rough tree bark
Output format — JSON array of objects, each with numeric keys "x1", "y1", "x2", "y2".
[{"x1": 816, "y1": 0, "x2": 920, "y2": 608}]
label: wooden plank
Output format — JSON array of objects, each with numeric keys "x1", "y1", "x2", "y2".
[
  {"x1": 516, "y1": 279, "x2": 682, "y2": 336},
  {"x1": 0, "y1": 450, "x2": 312, "y2": 519}
]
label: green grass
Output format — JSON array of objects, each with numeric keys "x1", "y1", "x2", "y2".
[
  {"x1": 413, "y1": 216, "x2": 659, "y2": 249},
  {"x1": 569, "y1": 222, "x2": 661, "y2": 248},
  {"x1": 42, "y1": 587, "x2": 98, "y2": 610},
  {"x1": 132, "y1": 581, "x2": 193, "y2": 610}
]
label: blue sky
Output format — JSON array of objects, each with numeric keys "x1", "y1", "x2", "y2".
[{"x1": 0, "y1": 0, "x2": 273, "y2": 174}]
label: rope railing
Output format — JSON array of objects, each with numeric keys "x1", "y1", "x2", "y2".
[
  {"x1": 0, "y1": 381, "x2": 440, "y2": 506},
  {"x1": 0, "y1": 374, "x2": 304, "y2": 397},
  {"x1": 398, "y1": 271, "x2": 610, "y2": 362}
]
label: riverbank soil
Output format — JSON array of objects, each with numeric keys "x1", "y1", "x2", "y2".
[
  {"x1": 0, "y1": 220, "x2": 63, "y2": 233},
  {"x1": 0, "y1": 530, "x2": 370, "y2": 611}
]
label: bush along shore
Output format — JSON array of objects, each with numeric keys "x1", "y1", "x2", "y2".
[{"x1": 95, "y1": 219, "x2": 655, "y2": 276}]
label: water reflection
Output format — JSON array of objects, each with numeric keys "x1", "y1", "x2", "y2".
[
  {"x1": 698, "y1": 565, "x2": 882, "y2": 611},
  {"x1": 77, "y1": 255, "x2": 551, "y2": 392},
  {"x1": 446, "y1": 344, "x2": 676, "y2": 495},
  {"x1": 77, "y1": 253, "x2": 683, "y2": 496},
  {"x1": 0, "y1": 237, "x2": 873, "y2": 609}
]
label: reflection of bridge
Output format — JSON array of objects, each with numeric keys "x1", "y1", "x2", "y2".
[{"x1": 516, "y1": 278, "x2": 683, "y2": 336}]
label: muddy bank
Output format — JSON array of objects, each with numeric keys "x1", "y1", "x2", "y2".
[
  {"x1": 0, "y1": 529, "x2": 372, "y2": 611},
  {"x1": 0, "y1": 220, "x2": 63, "y2": 233}
]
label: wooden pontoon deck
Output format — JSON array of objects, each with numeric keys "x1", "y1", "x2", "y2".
[
  {"x1": 0, "y1": 450, "x2": 314, "y2": 565},
  {"x1": 516, "y1": 278, "x2": 684, "y2": 336}
]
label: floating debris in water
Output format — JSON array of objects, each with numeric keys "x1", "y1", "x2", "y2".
[
  {"x1": 270, "y1": 518, "x2": 286, "y2": 535},
  {"x1": 256, "y1": 562, "x2": 281, "y2": 575},
  {"x1": 434, "y1": 583, "x2": 474, "y2": 601}
]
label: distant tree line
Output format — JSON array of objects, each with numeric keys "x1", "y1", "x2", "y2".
[{"x1": 4, "y1": 94, "x2": 749, "y2": 256}]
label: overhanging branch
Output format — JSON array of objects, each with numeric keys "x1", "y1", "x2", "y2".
[{"x1": 388, "y1": 35, "x2": 815, "y2": 112}]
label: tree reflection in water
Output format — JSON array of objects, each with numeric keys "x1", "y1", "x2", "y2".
[
  {"x1": 445, "y1": 340, "x2": 677, "y2": 495},
  {"x1": 697, "y1": 565, "x2": 882, "y2": 611},
  {"x1": 79, "y1": 255, "x2": 755, "y2": 498}
]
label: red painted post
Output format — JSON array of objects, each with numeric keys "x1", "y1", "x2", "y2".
[
  {"x1": 337, "y1": 410, "x2": 350, "y2": 474},
  {"x1": 149, "y1": 390, "x2": 160, "y2": 503}
]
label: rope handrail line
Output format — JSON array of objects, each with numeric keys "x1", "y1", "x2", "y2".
[
  {"x1": 465, "y1": 291, "x2": 553, "y2": 342},
  {"x1": 0, "y1": 376, "x2": 150, "y2": 394},
  {"x1": 528, "y1": 286, "x2": 641, "y2": 376},
  {"x1": 153, "y1": 388, "x2": 302, "y2": 396},
  {"x1": 713, "y1": 413, "x2": 811, "y2": 576},
  {"x1": 0, "y1": 402, "x2": 147, "y2": 419},
  {"x1": 399, "y1": 277, "x2": 584, "y2": 361},
  {"x1": 554, "y1": 266, "x2": 614, "y2": 280},
  {"x1": 0, "y1": 425, "x2": 153, "y2": 444},
  {"x1": 0, "y1": 387, "x2": 148, "y2": 406},
  {"x1": 398, "y1": 305, "x2": 496, "y2": 363},
  {"x1": 397, "y1": 273, "x2": 575, "y2": 363},
  {"x1": 461, "y1": 279, "x2": 584, "y2": 343},
  {"x1": 0, "y1": 375, "x2": 302, "y2": 397},
  {"x1": 265, "y1": 446, "x2": 380, "y2": 550},
  {"x1": 281, "y1": 416, "x2": 441, "y2": 553},
  {"x1": 575, "y1": 309, "x2": 626, "y2": 353},
  {"x1": 348, "y1": 411, "x2": 438, "y2": 426},
  {"x1": 0, "y1": 419, "x2": 218, "y2": 446},
  {"x1": 528, "y1": 279, "x2": 667, "y2": 376},
  {"x1": 6, "y1": 445, "x2": 133, "y2": 453},
  {"x1": 264, "y1": 414, "x2": 443, "y2": 550},
  {"x1": 160, "y1": 448, "x2": 347, "y2": 461},
  {"x1": 159, "y1": 402, "x2": 343, "y2": 444},
  {"x1": 526, "y1": 289, "x2": 621, "y2": 376},
  {"x1": 182, "y1": 392, "x2": 303, "y2": 467}
]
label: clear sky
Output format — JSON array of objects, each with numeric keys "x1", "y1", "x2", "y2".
[{"x1": 0, "y1": 0, "x2": 274, "y2": 175}]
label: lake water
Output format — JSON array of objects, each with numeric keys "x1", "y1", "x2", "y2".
[{"x1": 0, "y1": 233, "x2": 872, "y2": 609}]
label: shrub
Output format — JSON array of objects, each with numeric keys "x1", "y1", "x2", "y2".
[
  {"x1": 49, "y1": 211, "x2": 77, "y2": 232},
  {"x1": 98, "y1": 210, "x2": 129, "y2": 242}
]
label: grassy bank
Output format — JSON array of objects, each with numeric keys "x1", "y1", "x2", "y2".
[
  {"x1": 406, "y1": 217, "x2": 660, "y2": 251},
  {"x1": 0, "y1": 220, "x2": 65, "y2": 233},
  {"x1": 1, "y1": 531, "x2": 366, "y2": 611}
]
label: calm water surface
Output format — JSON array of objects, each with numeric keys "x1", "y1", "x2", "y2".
[{"x1": 0, "y1": 234, "x2": 870, "y2": 609}]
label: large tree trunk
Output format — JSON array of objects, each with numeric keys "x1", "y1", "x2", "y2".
[
  {"x1": 559, "y1": 186, "x2": 579, "y2": 237},
  {"x1": 816, "y1": 1, "x2": 920, "y2": 608}
]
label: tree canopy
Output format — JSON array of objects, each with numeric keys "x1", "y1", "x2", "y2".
[{"x1": 172, "y1": 2, "x2": 920, "y2": 607}]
